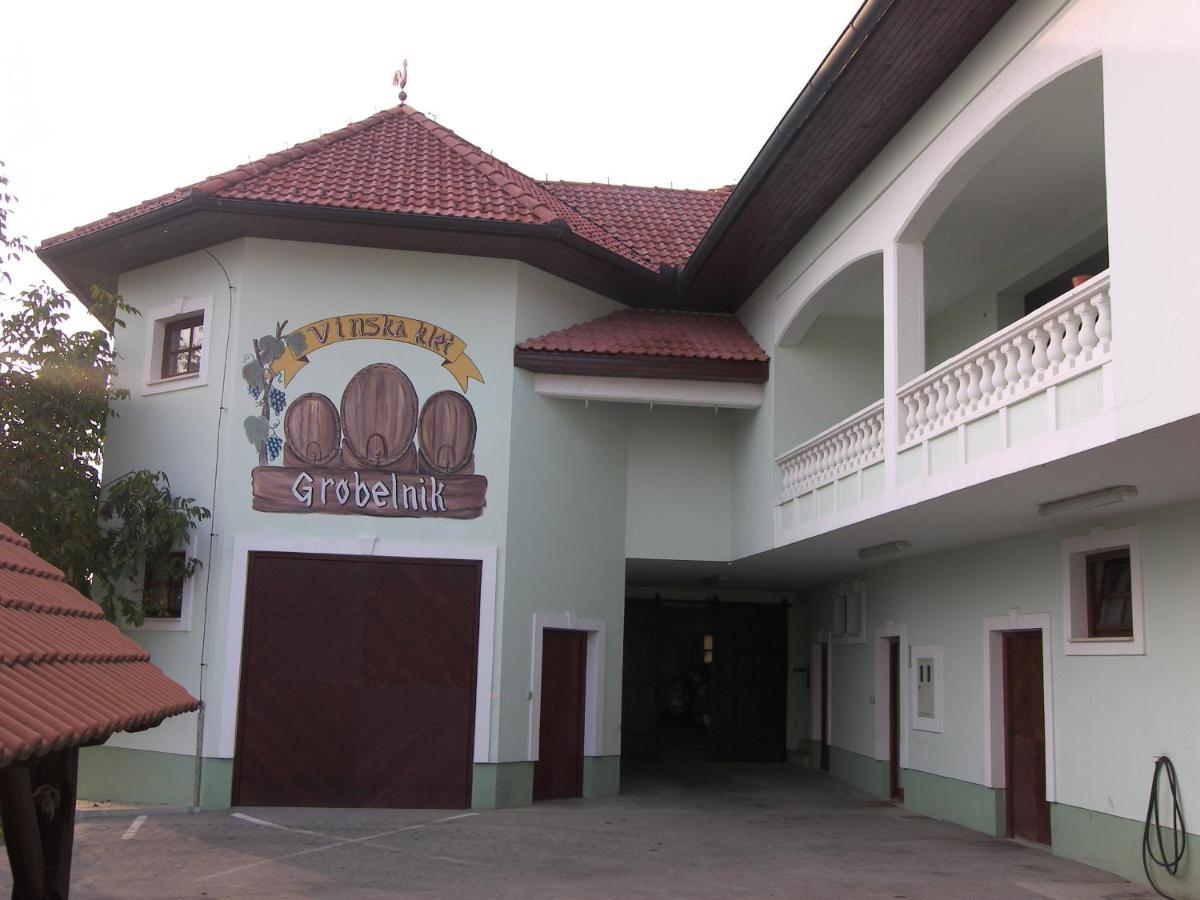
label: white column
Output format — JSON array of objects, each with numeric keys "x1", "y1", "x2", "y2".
[{"x1": 883, "y1": 241, "x2": 925, "y2": 487}]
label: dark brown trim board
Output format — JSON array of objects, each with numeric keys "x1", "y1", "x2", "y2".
[{"x1": 514, "y1": 349, "x2": 769, "y2": 384}]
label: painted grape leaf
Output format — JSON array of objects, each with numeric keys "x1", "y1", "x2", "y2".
[
  {"x1": 284, "y1": 330, "x2": 307, "y2": 355},
  {"x1": 243, "y1": 414, "x2": 269, "y2": 449},
  {"x1": 257, "y1": 334, "x2": 284, "y2": 363}
]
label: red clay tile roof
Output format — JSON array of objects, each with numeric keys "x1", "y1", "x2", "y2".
[
  {"x1": 539, "y1": 182, "x2": 733, "y2": 270},
  {"x1": 517, "y1": 309, "x2": 768, "y2": 361},
  {"x1": 0, "y1": 522, "x2": 199, "y2": 767},
  {"x1": 41, "y1": 105, "x2": 729, "y2": 274}
]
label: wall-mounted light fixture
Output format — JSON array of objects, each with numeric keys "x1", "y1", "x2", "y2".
[
  {"x1": 857, "y1": 540, "x2": 911, "y2": 560},
  {"x1": 1037, "y1": 485, "x2": 1137, "y2": 517}
]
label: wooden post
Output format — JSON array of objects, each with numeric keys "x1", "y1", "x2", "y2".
[
  {"x1": 35, "y1": 747, "x2": 79, "y2": 899},
  {"x1": 0, "y1": 763, "x2": 48, "y2": 900}
]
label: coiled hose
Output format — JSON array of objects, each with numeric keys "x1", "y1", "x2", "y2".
[{"x1": 1143, "y1": 755, "x2": 1186, "y2": 899}]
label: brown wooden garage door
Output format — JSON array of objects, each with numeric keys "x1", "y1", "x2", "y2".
[{"x1": 234, "y1": 552, "x2": 480, "y2": 808}]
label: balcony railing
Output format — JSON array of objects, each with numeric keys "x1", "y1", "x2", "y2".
[
  {"x1": 775, "y1": 270, "x2": 1113, "y2": 519},
  {"x1": 777, "y1": 400, "x2": 884, "y2": 502},
  {"x1": 898, "y1": 270, "x2": 1111, "y2": 447}
]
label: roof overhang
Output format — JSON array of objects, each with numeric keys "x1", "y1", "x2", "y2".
[{"x1": 36, "y1": 193, "x2": 677, "y2": 316}]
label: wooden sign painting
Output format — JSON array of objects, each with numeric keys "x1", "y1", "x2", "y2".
[{"x1": 244, "y1": 316, "x2": 487, "y2": 519}]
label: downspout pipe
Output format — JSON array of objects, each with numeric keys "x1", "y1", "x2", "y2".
[{"x1": 677, "y1": 0, "x2": 898, "y2": 291}]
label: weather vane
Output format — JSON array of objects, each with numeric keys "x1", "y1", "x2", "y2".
[{"x1": 393, "y1": 60, "x2": 408, "y2": 103}]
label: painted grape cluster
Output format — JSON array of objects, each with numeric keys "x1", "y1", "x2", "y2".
[{"x1": 242, "y1": 322, "x2": 306, "y2": 465}]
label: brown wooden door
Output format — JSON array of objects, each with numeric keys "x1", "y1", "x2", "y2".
[
  {"x1": 888, "y1": 638, "x2": 902, "y2": 799},
  {"x1": 533, "y1": 629, "x2": 587, "y2": 801},
  {"x1": 1004, "y1": 630, "x2": 1051, "y2": 843},
  {"x1": 234, "y1": 552, "x2": 480, "y2": 809},
  {"x1": 819, "y1": 641, "x2": 830, "y2": 770}
]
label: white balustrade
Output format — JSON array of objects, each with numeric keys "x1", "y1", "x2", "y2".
[
  {"x1": 777, "y1": 401, "x2": 885, "y2": 502},
  {"x1": 898, "y1": 271, "x2": 1111, "y2": 448}
]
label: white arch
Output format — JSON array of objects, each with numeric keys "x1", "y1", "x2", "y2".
[
  {"x1": 777, "y1": 249, "x2": 884, "y2": 347},
  {"x1": 897, "y1": 54, "x2": 1103, "y2": 245}
]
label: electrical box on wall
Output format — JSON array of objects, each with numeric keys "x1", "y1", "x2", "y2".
[{"x1": 911, "y1": 644, "x2": 943, "y2": 732}]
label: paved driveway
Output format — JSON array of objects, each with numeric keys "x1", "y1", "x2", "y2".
[{"x1": 5, "y1": 763, "x2": 1153, "y2": 898}]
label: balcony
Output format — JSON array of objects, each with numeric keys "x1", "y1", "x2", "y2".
[{"x1": 775, "y1": 272, "x2": 1113, "y2": 538}]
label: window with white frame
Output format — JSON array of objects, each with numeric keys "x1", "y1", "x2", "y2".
[
  {"x1": 910, "y1": 644, "x2": 943, "y2": 732},
  {"x1": 142, "y1": 296, "x2": 213, "y2": 395},
  {"x1": 832, "y1": 581, "x2": 866, "y2": 643},
  {"x1": 1061, "y1": 526, "x2": 1144, "y2": 655}
]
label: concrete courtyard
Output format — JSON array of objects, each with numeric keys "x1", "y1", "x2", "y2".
[{"x1": 7, "y1": 763, "x2": 1154, "y2": 899}]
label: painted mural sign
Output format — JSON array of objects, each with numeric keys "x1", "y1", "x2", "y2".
[{"x1": 243, "y1": 315, "x2": 487, "y2": 518}]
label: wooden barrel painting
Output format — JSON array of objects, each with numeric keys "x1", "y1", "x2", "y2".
[
  {"x1": 340, "y1": 363, "x2": 419, "y2": 469},
  {"x1": 417, "y1": 391, "x2": 477, "y2": 475},
  {"x1": 282, "y1": 392, "x2": 341, "y2": 466}
]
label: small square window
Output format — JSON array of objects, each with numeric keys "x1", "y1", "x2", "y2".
[
  {"x1": 833, "y1": 582, "x2": 866, "y2": 644},
  {"x1": 1062, "y1": 527, "x2": 1144, "y2": 655},
  {"x1": 143, "y1": 551, "x2": 186, "y2": 619},
  {"x1": 160, "y1": 314, "x2": 204, "y2": 379},
  {"x1": 142, "y1": 297, "x2": 213, "y2": 395}
]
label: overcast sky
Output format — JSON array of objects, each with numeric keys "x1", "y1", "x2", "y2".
[{"x1": 3, "y1": 0, "x2": 863, "y2": 327}]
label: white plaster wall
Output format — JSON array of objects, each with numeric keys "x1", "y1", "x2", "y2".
[
  {"x1": 625, "y1": 405, "x2": 733, "y2": 562},
  {"x1": 774, "y1": 317, "x2": 883, "y2": 456},
  {"x1": 805, "y1": 498, "x2": 1200, "y2": 826},
  {"x1": 502, "y1": 370, "x2": 628, "y2": 761},
  {"x1": 108, "y1": 239, "x2": 522, "y2": 761}
]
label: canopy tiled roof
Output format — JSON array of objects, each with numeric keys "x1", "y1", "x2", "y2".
[
  {"x1": 514, "y1": 309, "x2": 769, "y2": 383},
  {"x1": 540, "y1": 182, "x2": 733, "y2": 271},
  {"x1": 519, "y1": 309, "x2": 767, "y2": 361},
  {"x1": 40, "y1": 106, "x2": 727, "y2": 274},
  {"x1": 0, "y1": 522, "x2": 199, "y2": 767}
]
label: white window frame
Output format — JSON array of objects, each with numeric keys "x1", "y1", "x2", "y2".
[
  {"x1": 1061, "y1": 526, "x2": 1144, "y2": 656},
  {"x1": 142, "y1": 295, "x2": 213, "y2": 395},
  {"x1": 873, "y1": 621, "x2": 908, "y2": 767},
  {"x1": 832, "y1": 580, "x2": 866, "y2": 644},
  {"x1": 127, "y1": 531, "x2": 199, "y2": 633},
  {"x1": 910, "y1": 644, "x2": 944, "y2": 733},
  {"x1": 528, "y1": 612, "x2": 607, "y2": 761}
]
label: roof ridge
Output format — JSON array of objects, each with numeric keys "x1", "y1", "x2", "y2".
[
  {"x1": 191, "y1": 106, "x2": 413, "y2": 197},
  {"x1": 399, "y1": 106, "x2": 560, "y2": 224},
  {"x1": 541, "y1": 179, "x2": 733, "y2": 195},
  {"x1": 400, "y1": 108, "x2": 657, "y2": 265}
]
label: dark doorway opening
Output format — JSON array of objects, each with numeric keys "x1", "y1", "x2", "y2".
[
  {"x1": 533, "y1": 629, "x2": 587, "y2": 801},
  {"x1": 620, "y1": 597, "x2": 786, "y2": 768},
  {"x1": 819, "y1": 640, "x2": 830, "y2": 771},
  {"x1": 887, "y1": 637, "x2": 902, "y2": 799},
  {"x1": 1003, "y1": 630, "x2": 1051, "y2": 844}
]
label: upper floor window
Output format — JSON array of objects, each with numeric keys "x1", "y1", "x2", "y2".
[
  {"x1": 1062, "y1": 526, "x2": 1143, "y2": 655},
  {"x1": 142, "y1": 296, "x2": 213, "y2": 395},
  {"x1": 160, "y1": 314, "x2": 204, "y2": 379}
]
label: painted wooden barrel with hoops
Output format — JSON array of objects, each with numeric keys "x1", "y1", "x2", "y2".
[
  {"x1": 282, "y1": 392, "x2": 342, "y2": 467},
  {"x1": 417, "y1": 390, "x2": 477, "y2": 475},
  {"x1": 340, "y1": 363, "x2": 419, "y2": 470}
]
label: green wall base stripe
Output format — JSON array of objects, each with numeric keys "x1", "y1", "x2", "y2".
[
  {"x1": 471, "y1": 762, "x2": 534, "y2": 809},
  {"x1": 828, "y1": 746, "x2": 889, "y2": 799},
  {"x1": 583, "y1": 756, "x2": 620, "y2": 798},
  {"x1": 78, "y1": 745, "x2": 233, "y2": 810},
  {"x1": 902, "y1": 768, "x2": 1005, "y2": 836},
  {"x1": 1051, "y1": 802, "x2": 1200, "y2": 898}
]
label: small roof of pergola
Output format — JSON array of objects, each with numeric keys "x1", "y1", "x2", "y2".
[{"x1": 0, "y1": 521, "x2": 198, "y2": 767}]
